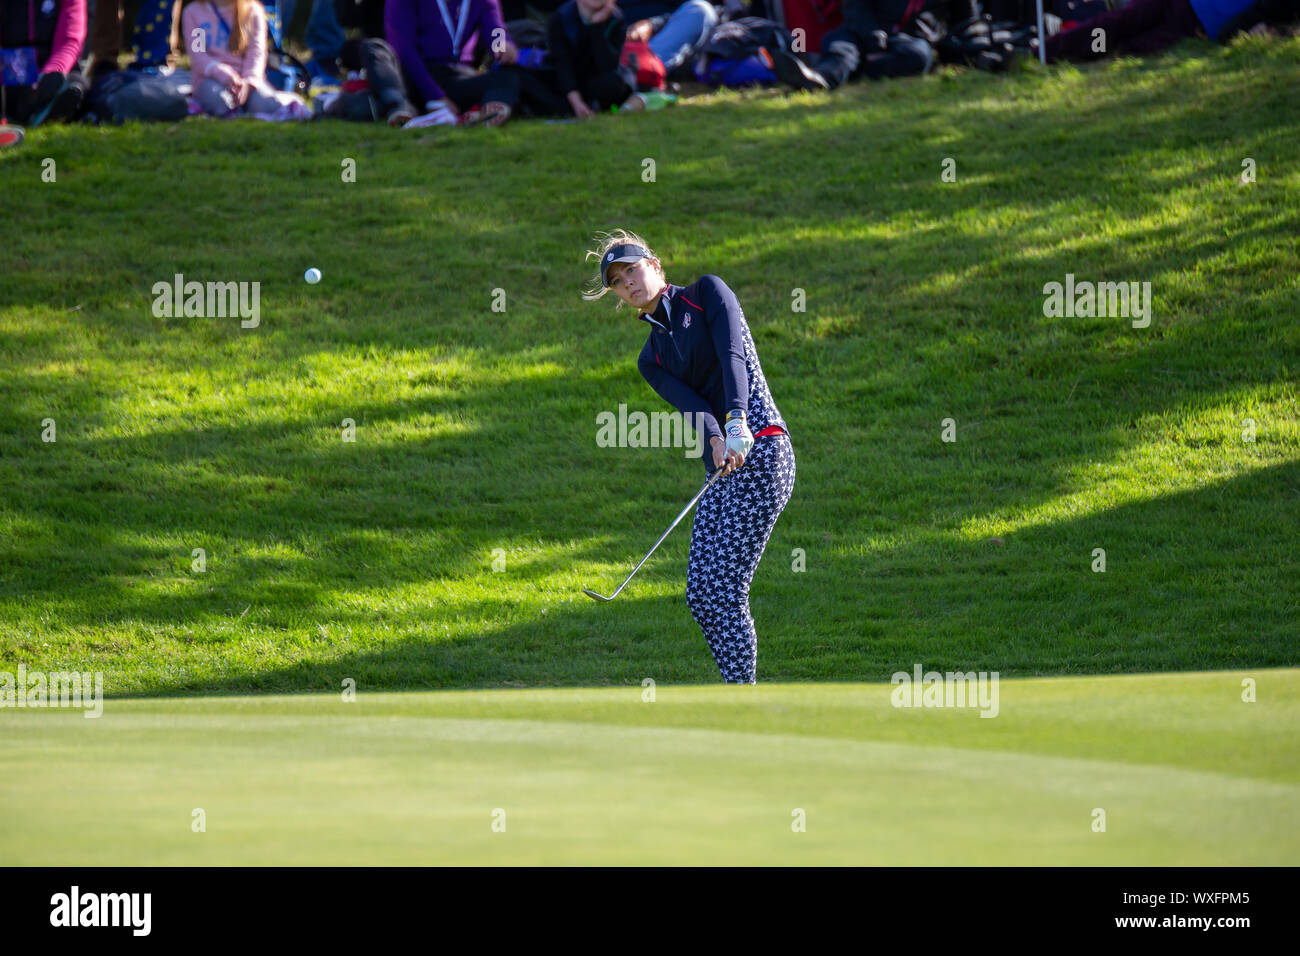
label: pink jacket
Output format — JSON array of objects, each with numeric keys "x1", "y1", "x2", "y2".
[
  {"x1": 181, "y1": 0, "x2": 268, "y2": 85},
  {"x1": 0, "y1": 0, "x2": 87, "y2": 77}
]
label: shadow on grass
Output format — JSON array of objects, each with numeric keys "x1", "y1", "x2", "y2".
[
  {"x1": 3, "y1": 456, "x2": 1294, "y2": 697},
  {"x1": 1, "y1": 41, "x2": 1298, "y2": 694}
]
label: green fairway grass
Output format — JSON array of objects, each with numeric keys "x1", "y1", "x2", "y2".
[
  {"x1": 1, "y1": 40, "x2": 1298, "y2": 697},
  {"x1": 1, "y1": 671, "x2": 1295, "y2": 865}
]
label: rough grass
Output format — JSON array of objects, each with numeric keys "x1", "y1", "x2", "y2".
[{"x1": 1, "y1": 39, "x2": 1298, "y2": 696}]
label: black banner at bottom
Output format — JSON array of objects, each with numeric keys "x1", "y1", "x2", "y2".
[{"x1": 3, "y1": 867, "x2": 1287, "y2": 941}]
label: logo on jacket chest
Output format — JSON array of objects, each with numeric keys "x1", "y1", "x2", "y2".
[{"x1": 680, "y1": 312, "x2": 693, "y2": 329}]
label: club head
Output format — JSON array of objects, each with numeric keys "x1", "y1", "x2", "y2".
[
  {"x1": 0, "y1": 125, "x2": 25, "y2": 149},
  {"x1": 582, "y1": 588, "x2": 613, "y2": 602}
]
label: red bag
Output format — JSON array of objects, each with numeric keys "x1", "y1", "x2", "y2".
[
  {"x1": 772, "y1": 0, "x2": 844, "y2": 54},
  {"x1": 620, "y1": 40, "x2": 667, "y2": 90}
]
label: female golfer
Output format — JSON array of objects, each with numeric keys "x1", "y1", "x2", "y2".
[{"x1": 584, "y1": 229, "x2": 795, "y2": 684}]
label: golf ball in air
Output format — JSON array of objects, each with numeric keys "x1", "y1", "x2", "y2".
[{"x1": 305, "y1": 268, "x2": 322, "y2": 284}]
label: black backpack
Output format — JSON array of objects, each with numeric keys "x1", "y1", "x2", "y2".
[
  {"x1": 265, "y1": 46, "x2": 311, "y2": 98},
  {"x1": 699, "y1": 16, "x2": 795, "y2": 60}
]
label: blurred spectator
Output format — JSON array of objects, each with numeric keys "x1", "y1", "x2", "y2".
[
  {"x1": 766, "y1": 0, "x2": 976, "y2": 88},
  {"x1": 1, "y1": 0, "x2": 89, "y2": 123},
  {"x1": 183, "y1": 0, "x2": 312, "y2": 118},
  {"x1": 277, "y1": 0, "x2": 344, "y2": 82},
  {"x1": 87, "y1": 0, "x2": 183, "y2": 76},
  {"x1": 547, "y1": 0, "x2": 715, "y2": 116},
  {"x1": 386, "y1": 0, "x2": 563, "y2": 125},
  {"x1": 547, "y1": 0, "x2": 634, "y2": 113},
  {"x1": 637, "y1": 0, "x2": 717, "y2": 77},
  {"x1": 332, "y1": 0, "x2": 414, "y2": 119},
  {"x1": 316, "y1": 35, "x2": 420, "y2": 122}
]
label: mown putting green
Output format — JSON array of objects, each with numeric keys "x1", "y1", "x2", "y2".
[{"x1": 3, "y1": 669, "x2": 1295, "y2": 865}]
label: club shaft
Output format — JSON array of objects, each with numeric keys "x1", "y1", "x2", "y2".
[{"x1": 605, "y1": 469, "x2": 724, "y2": 599}]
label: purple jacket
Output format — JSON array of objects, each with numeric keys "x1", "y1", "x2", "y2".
[{"x1": 385, "y1": 0, "x2": 507, "y2": 104}]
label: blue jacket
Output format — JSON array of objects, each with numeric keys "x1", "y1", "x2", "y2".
[
  {"x1": 1189, "y1": 0, "x2": 1260, "y2": 38},
  {"x1": 636, "y1": 275, "x2": 789, "y2": 473}
]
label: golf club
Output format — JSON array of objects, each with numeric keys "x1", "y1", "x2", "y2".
[
  {"x1": 583, "y1": 466, "x2": 727, "y2": 602},
  {"x1": 0, "y1": 81, "x2": 26, "y2": 149}
]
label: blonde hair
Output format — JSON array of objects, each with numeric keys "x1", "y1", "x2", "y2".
[{"x1": 582, "y1": 228, "x2": 665, "y2": 304}]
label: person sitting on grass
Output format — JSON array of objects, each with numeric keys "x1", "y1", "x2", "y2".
[
  {"x1": 384, "y1": 0, "x2": 526, "y2": 126},
  {"x1": 183, "y1": 0, "x2": 312, "y2": 119},
  {"x1": 548, "y1": 0, "x2": 639, "y2": 115},
  {"x1": 547, "y1": 0, "x2": 714, "y2": 117},
  {"x1": 1, "y1": 0, "x2": 89, "y2": 126},
  {"x1": 627, "y1": 0, "x2": 719, "y2": 82},
  {"x1": 275, "y1": 0, "x2": 346, "y2": 87},
  {"x1": 1044, "y1": 0, "x2": 1298, "y2": 60},
  {"x1": 86, "y1": 0, "x2": 184, "y2": 78},
  {"x1": 765, "y1": 0, "x2": 977, "y2": 90},
  {"x1": 315, "y1": 36, "x2": 421, "y2": 125}
]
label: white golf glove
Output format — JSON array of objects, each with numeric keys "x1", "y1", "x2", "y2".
[{"x1": 724, "y1": 410, "x2": 753, "y2": 464}]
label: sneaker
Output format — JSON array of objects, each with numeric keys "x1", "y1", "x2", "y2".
[
  {"x1": 27, "y1": 73, "x2": 70, "y2": 127},
  {"x1": 461, "y1": 101, "x2": 511, "y2": 127},
  {"x1": 44, "y1": 83, "x2": 84, "y2": 124},
  {"x1": 402, "y1": 105, "x2": 458, "y2": 128},
  {"x1": 386, "y1": 102, "x2": 417, "y2": 127},
  {"x1": 760, "y1": 47, "x2": 830, "y2": 92},
  {"x1": 480, "y1": 100, "x2": 512, "y2": 127}
]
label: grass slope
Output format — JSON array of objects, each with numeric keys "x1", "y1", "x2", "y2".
[
  {"x1": 1, "y1": 671, "x2": 1296, "y2": 865},
  {"x1": 1, "y1": 41, "x2": 1298, "y2": 695}
]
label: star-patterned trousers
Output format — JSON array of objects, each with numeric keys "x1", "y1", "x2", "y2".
[{"x1": 686, "y1": 432, "x2": 795, "y2": 684}]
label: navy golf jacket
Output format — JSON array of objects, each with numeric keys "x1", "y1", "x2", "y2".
[{"x1": 636, "y1": 275, "x2": 789, "y2": 473}]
